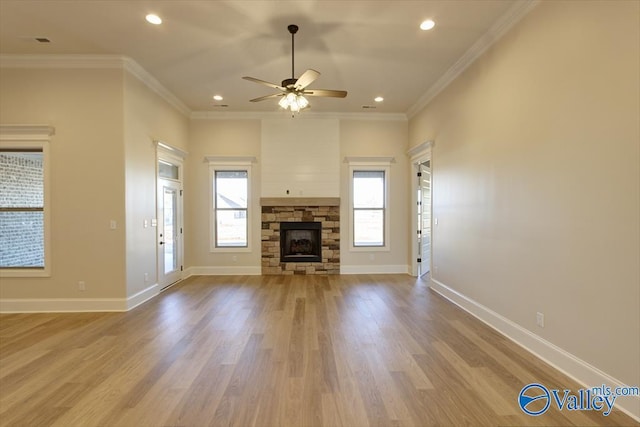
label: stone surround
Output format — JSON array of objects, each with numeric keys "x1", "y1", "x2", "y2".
[{"x1": 261, "y1": 204, "x2": 340, "y2": 275}]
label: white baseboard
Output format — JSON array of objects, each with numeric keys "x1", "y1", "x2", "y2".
[
  {"x1": 340, "y1": 264, "x2": 410, "y2": 274},
  {"x1": 0, "y1": 283, "x2": 160, "y2": 313},
  {"x1": 126, "y1": 283, "x2": 159, "y2": 310},
  {"x1": 430, "y1": 278, "x2": 640, "y2": 421},
  {"x1": 0, "y1": 297, "x2": 127, "y2": 312},
  {"x1": 184, "y1": 266, "x2": 261, "y2": 277}
]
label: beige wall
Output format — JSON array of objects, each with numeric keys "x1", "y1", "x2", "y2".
[
  {"x1": 186, "y1": 117, "x2": 410, "y2": 273},
  {"x1": 123, "y1": 71, "x2": 189, "y2": 297},
  {"x1": 340, "y1": 119, "x2": 410, "y2": 271},
  {"x1": 186, "y1": 119, "x2": 263, "y2": 270},
  {"x1": 0, "y1": 68, "x2": 126, "y2": 299},
  {"x1": 409, "y1": 0, "x2": 639, "y2": 388}
]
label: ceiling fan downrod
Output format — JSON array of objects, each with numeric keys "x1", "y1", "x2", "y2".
[{"x1": 288, "y1": 24, "x2": 298, "y2": 82}]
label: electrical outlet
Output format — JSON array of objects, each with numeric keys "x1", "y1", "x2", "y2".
[
  {"x1": 536, "y1": 312, "x2": 544, "y2": 328},
  {"x1": 144, "y1": 273, "x2": 149, "y2": 282},
  {"x1": 78, "y1": 281, "x2": 86, "y2": 291}
]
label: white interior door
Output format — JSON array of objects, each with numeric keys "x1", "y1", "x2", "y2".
[
  {"x1": 417, "y1": 161, "x2": 431, "y2": 276},
  {"x1": 157, "y1": 166, "x2": 183, "y2": 288}
]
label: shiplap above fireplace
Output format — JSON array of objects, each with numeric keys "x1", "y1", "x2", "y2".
[{"x1": 260, "y1": 118, "x2": 339, "y2": 198}]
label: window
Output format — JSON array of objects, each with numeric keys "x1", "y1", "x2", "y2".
[
  {"x1": 214, "y1": 170, "x2": 248, "y2": 247},
  {"x1": 0, "y1": 125, "x2": 53, "y2": 277},
  {"x1": 207, "y1": 157, "x2": 255, "y2": 252},
  {"x1": 353, "y1": 170, "x2": 386, "y2": 247}
]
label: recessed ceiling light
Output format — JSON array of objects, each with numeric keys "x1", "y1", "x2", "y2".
[
  {"x1": 145, "y1": 14, "x2": 162, "y2": 25},
  {"x1": 420, "y1": 19, "x2": 435, "y2": 31},
  {"x1": 213, "y1": 95, "x2": 223, "y2": 101},
  {"x1": 374, "y1": 96, "x2": 384, "y2": 103}
]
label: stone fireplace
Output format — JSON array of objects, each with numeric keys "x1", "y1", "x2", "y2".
[{"x1": 261, "y1": 198, "x2": 340, "y2": 275}]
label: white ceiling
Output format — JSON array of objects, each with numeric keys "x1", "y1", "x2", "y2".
[{"x1": 0, "y1": 1, "x2": 531, "y2": 115}]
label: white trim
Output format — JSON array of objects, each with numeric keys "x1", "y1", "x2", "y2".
[
  {"x1": 348, "y1": 163, "x2": 391, "y2": 252},
  {"x1": 122, "y1": 58, "x2": 191, "y2": 116},
  {"x1": 0, "y1": 54, "x2": 190, "y2": 117},
  {"x1": 126, "y1": 284, "x2": 160, "y2": 310},
  {"x1": 430, "y1": 278, "x2": 640, "y2": 421},
  {"x1": 409, "y1": 142, "x2": 433, "y2": 276},
  {"x1": 340, "y1": 264, "x2": 410, "y2": 275},
  {"x1": 155, "y1": 140, "x2": 188, "y2": 159},
  {"x1": 185, "y1": 266, "x2": 261, "y2": 277},
  {"x1": 0, "y1": 126, "x2": 53, "y2": 277},
  {"x1": 0, "y1": 54, "x2": 126, "y2": 69},
  {"x1": 190, "y1": 111, "x2": 407, "y2": 121},
  {"x1": 205, "y1": 156, "x2": 257, "y2": 165},
  {"x1": 209, "y1": 163, "x2": 253, "y2": 253},
  {"x1": 0, "y1": 283, "x2": 159, "y2": 312},
  {"x1": 0, "y1": 125, "x2": 55, "y2": 139},
  {"x1": 406, "y1": 0, "x2": 540, "y2": 118},
  {"x1": 0, "y1": 298, "x2": 126, "y2": 313},
  {"x1": 407, "y1": 140, "x2": 434, "y2": 160},
  {"x1": 344, "y1": 156, "x2": 395, "y2": 165}
]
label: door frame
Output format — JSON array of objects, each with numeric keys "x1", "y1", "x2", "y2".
[
  {"x1": 408, "y1": 141, "x2": 433, "y2": 277},
  {"x1": 156, "y1": 141, "x2": 186, "y2": 289}
]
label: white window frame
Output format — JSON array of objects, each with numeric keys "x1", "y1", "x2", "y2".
[
  {"x1": 207, "y1": 157, "x2": 255, "y2": 253},
  {"x1": 346, "y1": 157, "x2": 393, "y2": 252},
  {"x1": 0, "y1": 125, "x2": 54, "y2": 277}
]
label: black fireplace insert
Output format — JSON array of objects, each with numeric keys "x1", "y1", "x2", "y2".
[{"x1": 280, "y1": 221, "x2": 322, "y2": 263}]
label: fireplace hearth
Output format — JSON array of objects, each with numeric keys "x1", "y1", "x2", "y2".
[{"x1": 280, "y1": 222, "x2": 322, "y2": 263}]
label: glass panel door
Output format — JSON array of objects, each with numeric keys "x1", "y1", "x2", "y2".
[
  {"x1": 163, "y1": 186, "x2": 178, "y2": 274},
  {"x1": 157, "y1": 177, "x2": 182, "y2": 288}
]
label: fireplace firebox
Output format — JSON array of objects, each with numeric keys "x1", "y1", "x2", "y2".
[{"x1": 280, "y1": 222, "x2": 322, "y2": 263}]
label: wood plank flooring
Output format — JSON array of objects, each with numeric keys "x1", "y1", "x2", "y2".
[{"x1": 0, "y1": 274, "x2": 636, "y2": 426}]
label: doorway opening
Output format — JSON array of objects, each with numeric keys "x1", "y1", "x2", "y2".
[
  {"x1": 157, "y1": 149, "x2": 184, "y2": 289},
  {"x1": 417, "y1": 160, "x2": 431, "y2": 277}
]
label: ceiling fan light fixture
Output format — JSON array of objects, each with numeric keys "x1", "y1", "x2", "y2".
[{"x1": 279, "y1": 92, "x2": 309, "y2": 112}]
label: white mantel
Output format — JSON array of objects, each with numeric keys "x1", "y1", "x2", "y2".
[{"x1": 260, "y1": 197, "x2": 340, "y2": 207}]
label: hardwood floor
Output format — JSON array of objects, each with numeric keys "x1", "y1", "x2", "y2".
[{"x1": 0, "y1": 274, "x2": 636, "y2": 426}]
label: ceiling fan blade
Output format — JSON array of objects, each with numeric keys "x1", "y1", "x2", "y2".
[
  {"x1": 249, "y1": 93, "x2": 285, "y2": 103},
  {"x1": 303, "y1": 89, "x2": 348, "y2": 98},
  {"x1": 294, "y1": 69, "x2": 320, "y2": 90},
  {"x1": 242, "y1": 76, "x2": 285, "y2": 91}
]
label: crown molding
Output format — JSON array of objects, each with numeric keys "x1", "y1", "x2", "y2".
[
  {"x1": 0, "y1": 54, "x2": 126, "y2": 69},
  {"x1": 190, "y1": 110, "x2": 407, "y2": 121},
  {"x1": 121, "y1": 58, "x2": 190, "y2": 117},
  {"x1": 0, "y1": 54, "x2": 190, "y2": 117},
  {"x1": 406, "y1": 0, "x2": 540, "y2": 119}
]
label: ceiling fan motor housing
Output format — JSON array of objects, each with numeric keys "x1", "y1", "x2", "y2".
[{"x1": 281, "y1": 78, "x2": 297, "y2": 88}]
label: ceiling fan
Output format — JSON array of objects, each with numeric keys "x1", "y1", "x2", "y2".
[{"x1": 243, "y1": 24, "x2": 347, "y2": 113}]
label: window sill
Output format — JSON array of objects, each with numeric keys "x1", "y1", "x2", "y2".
[
  {"x1": 349, "y1": 245, "x2": 390, "y2": 253},
  {"x1": 0, "y1": 268, "x2": 51, "y2": 278}
]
